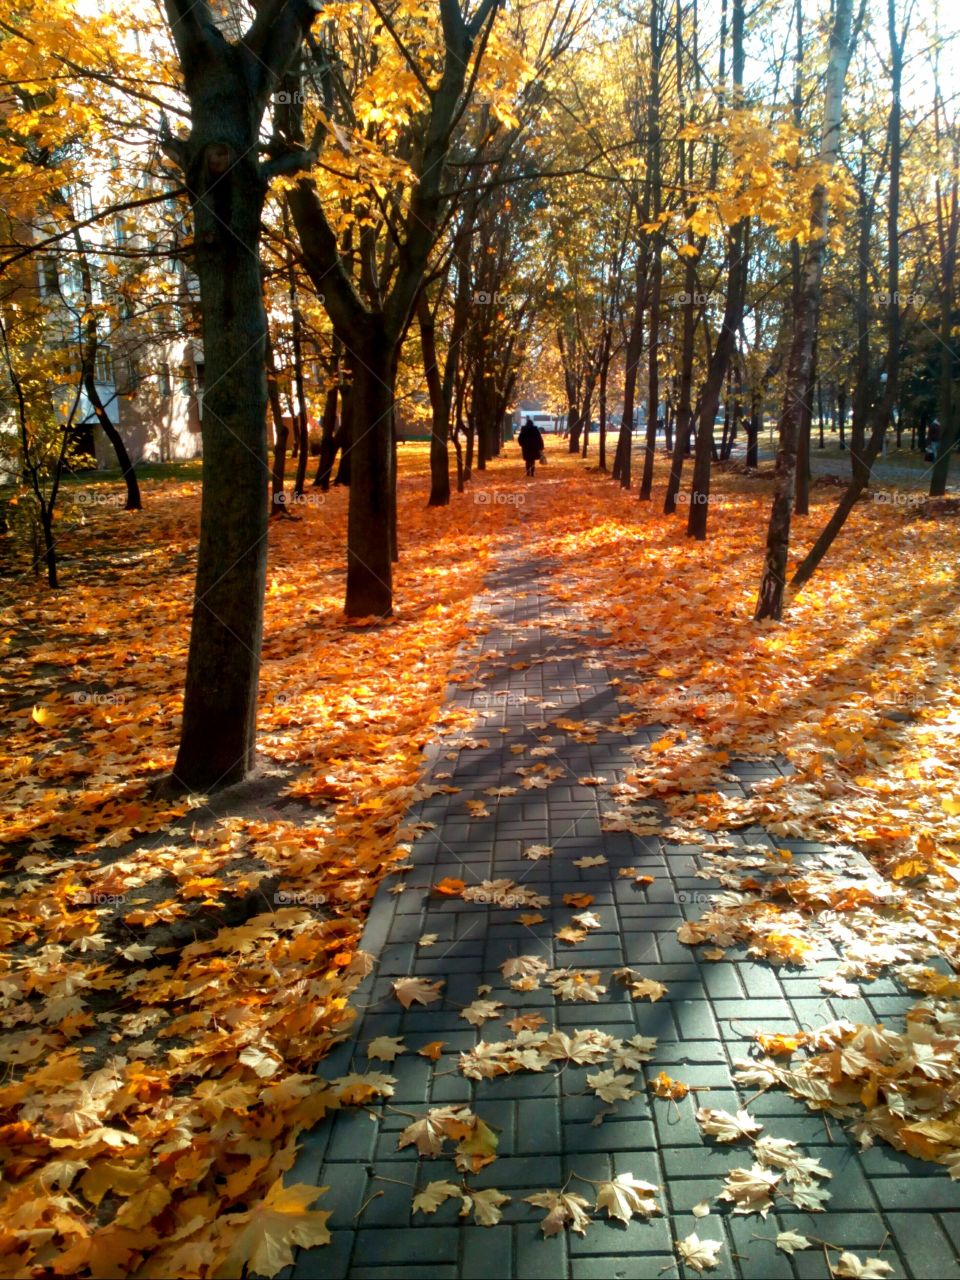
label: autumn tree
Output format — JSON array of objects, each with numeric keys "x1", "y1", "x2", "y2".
[{"x1": 159, "y1": 0, "x2": 321, "y2": 788}]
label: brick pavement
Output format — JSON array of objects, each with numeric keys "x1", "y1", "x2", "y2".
[{"x1": 287, "y1": 518, "x2": 960, "y2": 1280}]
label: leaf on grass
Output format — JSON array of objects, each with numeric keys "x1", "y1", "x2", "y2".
[
  {"x1": 524, "y1": 1189, "x2": 593, "y2": 1236},
  {"x1": 393, "y1": 977, "x2": 444, "y2": 1009},
  {"x1": 594, "y1": 1173, "x2": 660, "y2": 1223}
]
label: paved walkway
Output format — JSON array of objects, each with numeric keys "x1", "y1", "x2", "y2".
[{"x1": 287, "y1": 526, "x2": 960, "y2": 1280}]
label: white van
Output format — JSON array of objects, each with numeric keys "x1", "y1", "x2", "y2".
[{"x1": 518, "y1": 412, "x2": 560, "y2": 436}]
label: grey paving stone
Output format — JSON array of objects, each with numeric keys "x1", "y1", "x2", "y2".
[
  {"x1": 571, "y1": 1257, "x2": 676, "y2": 1280},
  {"x1": 873, "y1": 1177, "x2": 960, "y2": 1211},
  {"x1": 462, "y1": 1224, "x2": 512, "y2": 1279},
  {"x1": 353, "y1": 1228, "x2": 460, "y2": 1267},
  {"x1": 293, "y1": 1231, "x2": 355, "y2": 1279},
  {"x1": 885, "y1": 1212, "x2": 960, "y2": 1279},
  {"x1": 514, "y1": 1221, "x2": 567, "y2": 1279}
]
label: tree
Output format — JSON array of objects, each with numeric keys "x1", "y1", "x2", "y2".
[
  {"x1": 284, "y1": 0, "x2": 502, "y2": 616},
  {"x1": 754, "y1": 0, "x2": 859, "y2": 620},
  {"x1": 160, "y1": 0, "x2": 321, "y2": 789}
]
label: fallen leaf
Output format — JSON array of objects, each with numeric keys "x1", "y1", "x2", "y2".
[{"x1": 676, "y1": 1232, "x2": 724, "y2": 1272}]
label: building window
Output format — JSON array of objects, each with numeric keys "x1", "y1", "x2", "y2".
[
  {"x1": 159, "y1": 364, "x2": 171, "y2": 397},
  {"x1": 40, "y1": 257, "x2": 59, "y2": 297},
  {"x1": 179, "y1": 365, "x2": 193, "y2": 396},
  {"x1": 94, "y1": 347, "x2": 114, "y2": 384}
]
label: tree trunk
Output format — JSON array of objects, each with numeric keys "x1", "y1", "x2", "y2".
[
  {"x1": 173, "y1": 149, "x2": 270, "y2": 788},
  {"x1": 664, "y1": 258, "x2": 696, "y2": 513},
  {"x1": 791, "y1": 0, "x2": 906, "y2": 591},
  {"x1": 794, "y1": 333, "x2": 816, "y2": 515},
  {"x1": 755, "y1": 0, "x2": 856, "y2": 620},
  {"x1": 639, "y1": 246, "x2": 662, "y2": 499},
  {"x1": 687, "y1": 186, "x2": 749, "y2": 537},
  {"x1": 266, "y1": 325, "x2": 290, "y2": 515},
  {"x1": 312, "y1": 380, "x2": 339, "y2": 489},
  {"x1": 345, "y1": 323, "x2": 394, "y2": 615},
  {"x1": 419, "y1": 293, "x2": 451, "y2": 506},
  {"x1": 597, "y1": 333, "x2": 610, "y2": 471}
]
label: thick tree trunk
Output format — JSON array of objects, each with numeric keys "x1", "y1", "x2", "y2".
[
  {"x1": 345, "y1": 324, "x2": 394, "y2": 615},
  {"x1": 174, "y1": 151, "x2": 270, "y2": 788}
]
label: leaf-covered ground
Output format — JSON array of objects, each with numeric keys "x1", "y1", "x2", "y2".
[{"x1": 2, "y1": 446, "x2": 959, "y2": 1276}]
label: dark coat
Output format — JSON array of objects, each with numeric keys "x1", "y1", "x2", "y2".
[{"x1": 518, "y1": 420, "x2": 545, "y2": 462}]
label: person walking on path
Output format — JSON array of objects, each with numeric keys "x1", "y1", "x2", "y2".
[{"x1": 518, "y1": 416, "x2": 545, "y2": 477}]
